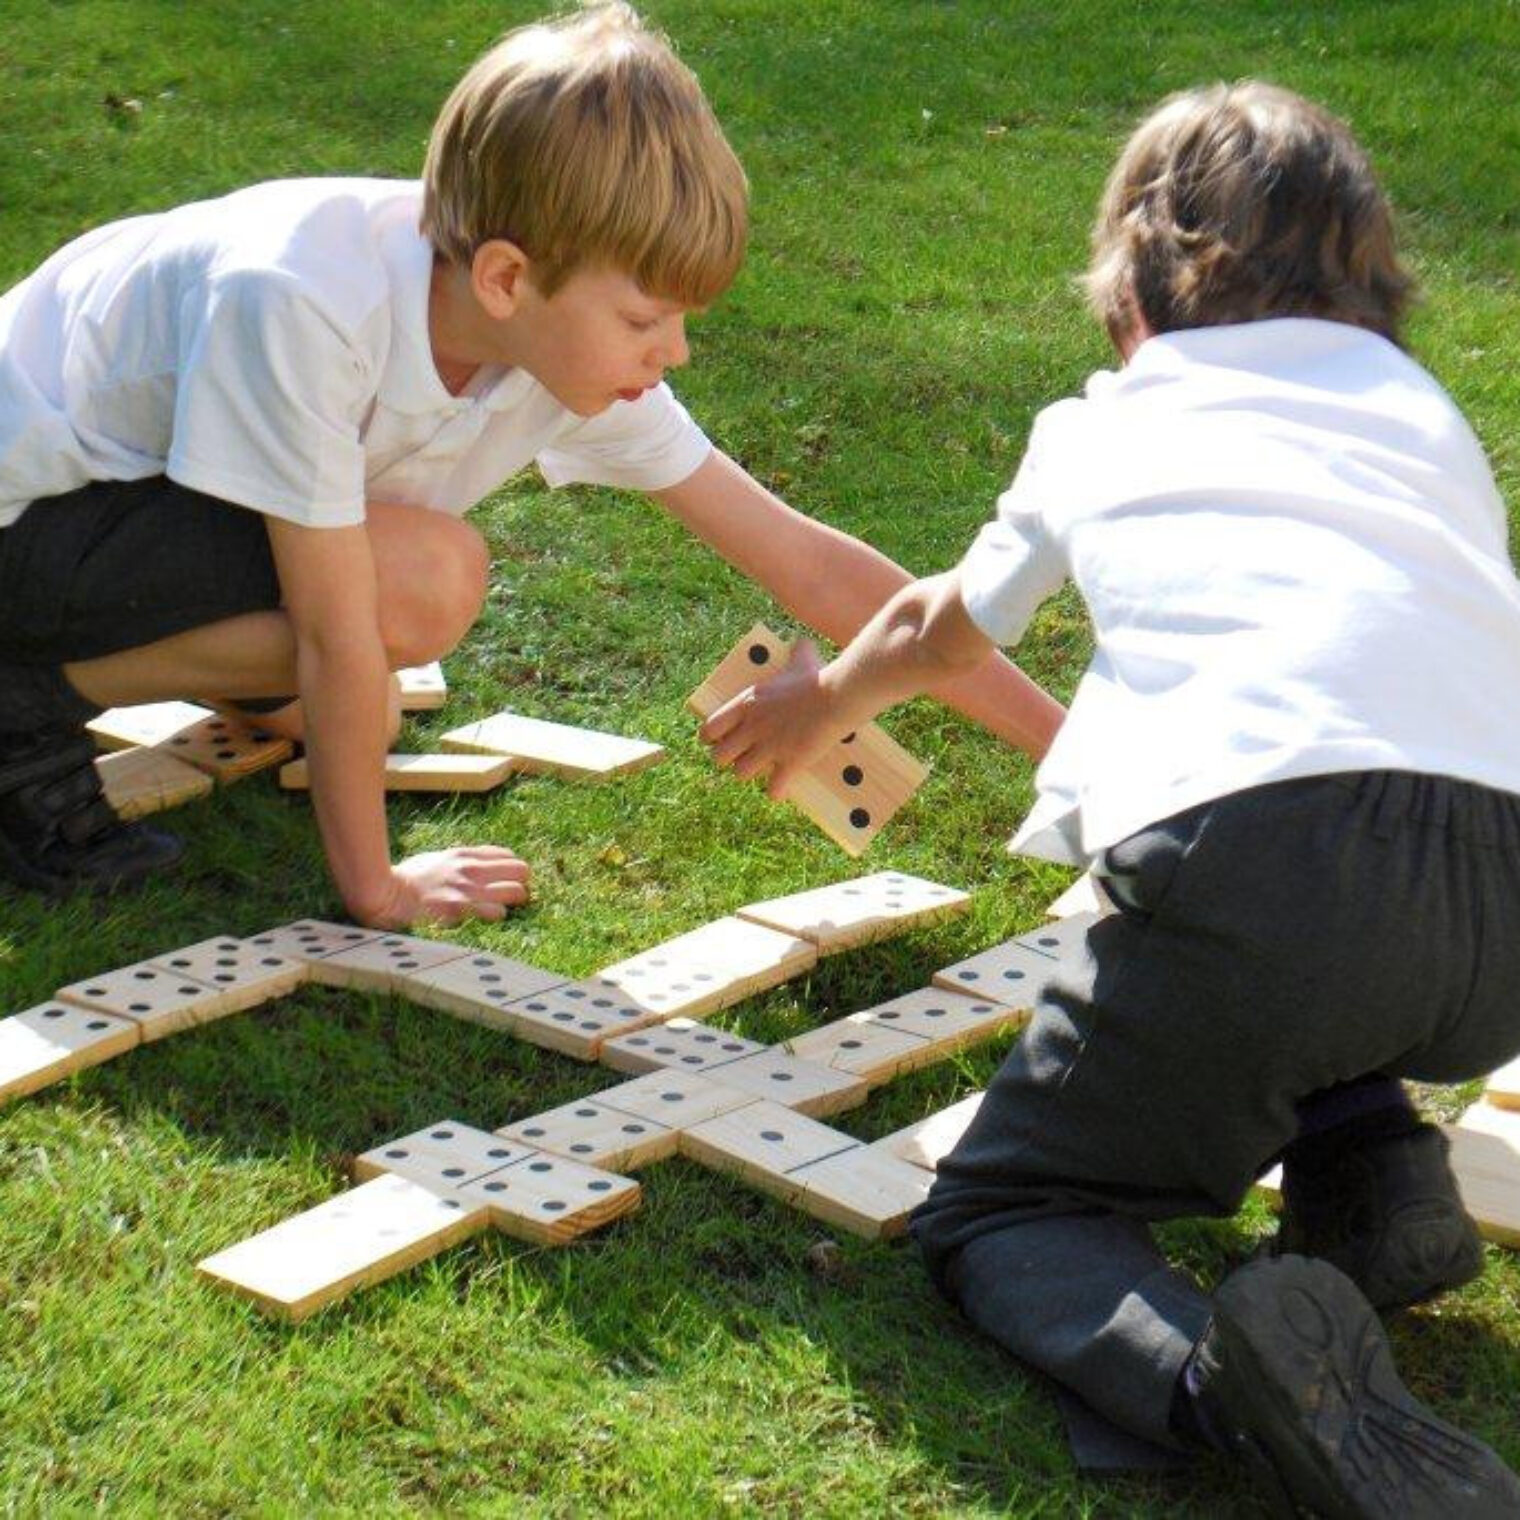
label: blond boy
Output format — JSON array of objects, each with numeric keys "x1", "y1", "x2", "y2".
[
  {"x1": 0, "y1": 4, "x2": 1060, "y2": 924},
  {"x1": 704, "y1": 82, "x2": 1520, "y2": 1515}
]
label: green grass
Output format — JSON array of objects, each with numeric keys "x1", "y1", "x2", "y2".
[{"x1": 3, "y1": 1, "x2": 1520, "y2": 1513}]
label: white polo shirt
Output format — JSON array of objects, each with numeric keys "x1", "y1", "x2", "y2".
[
  {"x1": 959, "y1": 318, "x2": 1520, "y2": 866},
  {"x1": 0, "y1": 178, "x2": 712, "y2": 530}
]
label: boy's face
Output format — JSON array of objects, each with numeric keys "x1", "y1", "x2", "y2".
[{"x1": 497, "y1": 264, "x2": 694, "y2": 417}]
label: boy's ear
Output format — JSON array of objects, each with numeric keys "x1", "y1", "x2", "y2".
[{"x1": 471, "y1": 239, "x2": 534, "y2": 319}]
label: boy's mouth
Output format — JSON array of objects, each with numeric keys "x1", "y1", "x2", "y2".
[{"x1": 616, "y1": 386, "x2": 647, "y2": 403}]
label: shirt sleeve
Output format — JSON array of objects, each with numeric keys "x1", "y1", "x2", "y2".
[
  {"x1": 957, "y1": 408, "x2": 1070, "y2": 646},
  {"x1": 167, "y1": 269, "x2": 374, "y2": 527},
  {"x1": 536, "y1": 382, "x2": 712, "y2": 493}
]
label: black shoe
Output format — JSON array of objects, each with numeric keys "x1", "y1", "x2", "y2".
[
  {"x1": 0, "y1": 728, "x2": 183, "y2": 894},
  {"x1": 1189, "y1": 1256, "x2": 1520, "y2": 1518},
  {"x1": 1274, "y1": 1123, "x2": 1485, "y2": 1310}
]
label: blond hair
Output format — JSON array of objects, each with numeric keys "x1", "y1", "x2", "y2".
[
  {"x1": 1085, "y1": 82, "x2": 1414, "y2": 344},
  {"x1": 422, "y1": 3, "x2": 747, "y2": 304}
]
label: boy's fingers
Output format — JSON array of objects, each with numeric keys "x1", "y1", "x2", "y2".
[{"x1": 698, "y1": 692, "x2": 749, "y2": 745}]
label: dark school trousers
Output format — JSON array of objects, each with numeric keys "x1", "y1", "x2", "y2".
[
  {"x1": 911, "y1": 770, "x2": 1520, "y2": 1449},
  {"x1": 0, "y1": 477, "x2": 281, "y2": 730}
]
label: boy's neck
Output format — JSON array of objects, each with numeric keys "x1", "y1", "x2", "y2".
[{"x1": 428, "y1": 257, "x2": 491, "y2": 396}]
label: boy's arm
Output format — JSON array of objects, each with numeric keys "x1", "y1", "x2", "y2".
[
  {"x1": 265, "y1": 519, "x2": 529, "y2": 927},
  {"x1": 651, "y1": 450, "x2": 1064, "y2": 757},
  {"x1": 701, "y1": 570, "x2": 992, "y2": 797}
]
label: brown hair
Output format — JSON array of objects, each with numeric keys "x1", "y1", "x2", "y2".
[
  {"x1": 1085, "y1": 82, "x2": 1414, "y2": 345},
  {"x1": 422, "y1": 3, "x2": 747, "y2": 304}
]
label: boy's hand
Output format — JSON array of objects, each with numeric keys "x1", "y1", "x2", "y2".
[
  {"x1": 361, "y1": 846, "x2": 532, "y2": 927},
  {"x1": 700, "y1": 640, "x2": 843, "y2": 799}
]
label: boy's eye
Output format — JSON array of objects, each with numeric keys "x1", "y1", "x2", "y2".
[{"x1": 623, "y1": 315, "x2": 659, "y2": 333}]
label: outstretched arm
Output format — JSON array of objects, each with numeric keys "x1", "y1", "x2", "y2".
[
  {"x1": 701, "y1": 570, "x2": 992, "y2": 798},
  {"x1": 652, "y1": 450, "x2": 1063, "y2": 757}
]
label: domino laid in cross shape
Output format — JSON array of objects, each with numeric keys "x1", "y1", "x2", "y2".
[
  {"x1": 736, "y1": 870, "x2": 971, "y2": 954},
  {"x1": 687, "y1": 623, "x2": 930, "y2": 856},
  {"x1": 439, "y1": 711, "x2": 664, "y2": 781}
]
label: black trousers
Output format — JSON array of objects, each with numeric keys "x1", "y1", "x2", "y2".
[
  {"x1": 912, "y1": 771, "x2": 1520, "y2": 1447},
  {"x1": 0, "y1": 477, "x2": 281, "y2": 731}
]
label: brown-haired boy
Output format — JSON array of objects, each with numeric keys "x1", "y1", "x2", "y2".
[
  {"x1": 0, "y1": 3, "x2": 1060, "y2": 925},
  {"x1": 703, "y1": 81, "x2": 1520, "y2": 1514}
]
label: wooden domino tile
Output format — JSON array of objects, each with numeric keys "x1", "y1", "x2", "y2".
[
  {"x1": 504, "y1": 982, "x2": 668, "y2": 1059},
  {"x1": 932, "y1": 936, "x2": 1056, "y2": 1007},
  {"x1": 196, "y1": 1172, "x2": 489, "y2": 1322},
  {"x1": 154, "y1": 713, "x2": 294, "y2": 782},
  {"x1": 592, "y1": 1070, "x2": 759, "y2": 1131},
  {"x1": 594, "y1": 916, "x2": 818, "y2": 1022},
  {"x1": 498, "y1": 1096, "x2": 678, "y2": 1172},
  {"x1": 56, "y1": 960, "x2": 228, "y2": 1043},
  {"x1": 1047, "y1": 872, "x2": 1115, "y2": 921},
  {"x1": 241, "y1": 920, "x2": 382, "y2": 965},
  {"x1": 308, "y1": 933, "x2": 471, "y2": 995},
  {"x1": 458, "y1": 1153, "x2": 641, "y2": 1246},
  {"x1": 781, "y1": 1016, "x2": 937, "y2": 1087},
  {"x1": 88, "y1": 701, "x2": 218, "y2": 753},
  {"x1": 396, "y1": 662, "x2": 448, "y2": 711},
  {"x1": 1484, "y1": 1052, "x2": 1520, "y2": 1112},
  {"x1": 439, "y1": 711, "x2": 663, "y2": 780},
  {"x1": 149, "y1": 938, "x2": 307, "y2": 1016},
  {"x1": 788, "y1": 1146, "x2": 935, "y2": 1240},
  {"x1": 96, "y1": 746, "x2": 214, "y2": 821},
  {"x1": 871, "y1": 1092, "x2": 985, "y2": 1172},
  {"x1": 693, "y1": 1049, "x2": 868, "y2": 1119},
  {"x1": 352, "y1": 1121, "x2": 534, "y2": 1189},
  {"x1": 836, "y1": 986, "x2": 1026, "y2": 1052},
  {"x1": 397, "y1": 952, "x2": 566, "y2": 1031},
  {"x1": 279, "y1": 753, "x2": 516, "y2": 793},
  {"x1": 599, "y1": 1019, "x2": 769, "y2": 1077},
  {"x1": 1448, "y1": 1103, "x2": 1520, "y2": 1247},
  {"x1": 687, "y1": 625, "x2": 928, "y2": 856},
  {"x1": 680, "y1": 1099, "x2": 864, "y2": 1204},
  {"x1": 737, "y1": 871, "x2": 970, "y2": 954},
  {"x1": 0, "y1": 1002, "x2": 141, "y2": 1102},
  {"x1": 1015, "y1": 911, "x2": 1101, "y2": 962}
]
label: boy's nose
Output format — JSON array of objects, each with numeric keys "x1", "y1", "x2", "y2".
[{"x1": 661, "y1": 318, "x2": 690, "y2": 370}]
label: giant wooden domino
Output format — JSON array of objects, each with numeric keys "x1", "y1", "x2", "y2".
[
  {"x1": 9, "y1": 867, "x2": 1515, "y2": 1322},
  {"x1": 687, "y1": 624, "x2": 930, "y2": 856}
]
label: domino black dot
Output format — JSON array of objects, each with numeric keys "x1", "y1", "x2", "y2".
[
  {"x1": 849, "y1": 807, "x2": 871, "y2": 829},
  {"x1": 747, "y1": 644, "x2": 770, "y2": 665},
  {"x1": 841, "y1": 765, "x2": 863, "y2": 787}
]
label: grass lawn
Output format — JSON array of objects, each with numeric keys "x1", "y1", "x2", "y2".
[{"x1": 3, "y1": 0, "x2": 1519, "y2": 1513}]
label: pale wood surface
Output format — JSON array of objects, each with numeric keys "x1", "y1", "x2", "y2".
[
  {"x1": 88, "y1": 701, "x2": 217, "y2": 752},
  {"x1": 0, "y1": 1002, "x2": 141, "y2": 1102},
  {"x1": 440, "y1": 711, "x2": 663, "y2": 779},
  {"x1": 680, "y1": 1099, "x2": 863, "y2": 1195},
  {"x1": 1448, "y1": 1103, "x2": 1520, "y2": 1247},
  {"x1": 592, "y1": 1070, "x2": 759, "y2": 1131},
  {"x1": 396, "y1": 662, "x2": 448, "y2": 710},
  {"x1": 97, "y1": 746, "x2": 214, "y2": 820},
  {"x1": 932, "y1": 936, "x2": 1058, "y2": 1007},
  {"x1": 153, "y1": 713, "x2": 293, "y2": 782},
  {"x1": 497, "y1": 1096, "x2": 679, "y2": 1172},
  {"x1": 503, "y1": 981, "x2": 669, "y2": 1058},
  {"x1": 789, "y1": 1146, "x2": 935, "y2": 1240},
  {"x1": 1484, "y1": 1052, "x2": 1520, "y2": 1112},
  {"x1": 687, "y1": 624, "x2": 929, "y2": 856},
  {"x1": 397, "y1": 952, "x2": 566, "y2": 1029},
  {"x1": 308, "y1": 934, "x2": 471, "y2": 995},
  {"x1": 196, "y1": 1173, "x2": 488, "y2": 1322},
  {"x1": 56, "y1": 959, "x2": 227, "y2": 1043},
  {"x1": 599, "y1": 1018, "x2": 768, "y2": 1077},
  {"x1": 693, "y1": 1049, "x2": 868, "y2": 1119},
  {"x1": 150, "y1": 938, "x2": 307, "y2": 1016},
  {"x1": 457, "y1": 1154, "x2": 641, "y2": 1245},
  {"x1": 279, "y1": 753, "x2": 515, "y2": 793},
  {"x1": 781, "y1": 1015, "x2": 941, "y2": 1086},
  {"x1": 594, "y1": 916, "x2": 817, "y2": 1021},
  {"x1": 352, "y1": 1121, "x2": 534, "y2": 1189},
  {"x1": 1046, "y1": 872, "x2": 1115, "y2": 921},
  {"x1": 871, "y1": 1092, "x2": 986, "y2": 1172},
  {"x1": 241, "y1": 920, "x2": 382, "y2": 964},
  {"x1": 737, "y1": 871, "x2": 970, "y2": 953}
]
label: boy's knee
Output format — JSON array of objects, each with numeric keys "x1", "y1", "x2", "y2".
[{"x1": 376, "y1": 513, "x2": 489, "y2": 667}]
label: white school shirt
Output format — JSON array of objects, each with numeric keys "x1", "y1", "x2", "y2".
[
  {"x1": 958, "y1": 318, "x2": 1520, "y2": 866},
  {"x1": 0, "y1": 178, "x2": 712, "y2": 530}
]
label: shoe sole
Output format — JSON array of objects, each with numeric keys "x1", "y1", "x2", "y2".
[
  {"x1": 1358, "y1": 1201, "x2": 1486, "y2": 1311},
  {"x1": 1211, "y1": 1257, "x2": 1520, "y2": 1519}
]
